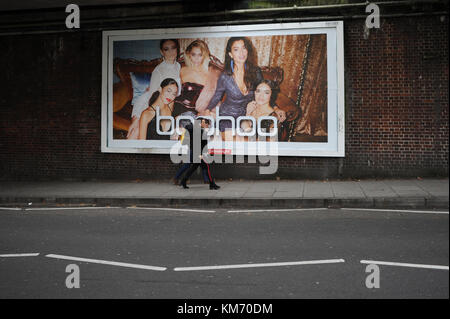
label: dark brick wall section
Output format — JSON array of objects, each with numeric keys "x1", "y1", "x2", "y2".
[
  {"x1": 0, "y1": 16, "x2": 448, "y2": 181},
  {"x1": 344, "y1": 16, "x2": 448, "y2": 177}
]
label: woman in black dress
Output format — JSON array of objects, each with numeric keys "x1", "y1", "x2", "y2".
[
  {"x1": 172, "y1": 39, "x2": 218, "y2": 129},
  {"x1": 138, "y1": 78, "x2": 178, "y2": 140}
]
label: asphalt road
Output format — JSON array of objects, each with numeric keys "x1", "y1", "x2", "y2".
[{"x1": 0, "y1": 206, "x2": 448, "y2": 299}]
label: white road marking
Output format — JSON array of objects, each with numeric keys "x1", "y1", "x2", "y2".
[
  {"x1": 341, "y1": 208, "x2": 449, "y2": 215},
  {"x1": 25, "y1": 207, "x2": 121, "y2": 211},
  {"x1": 361, "y1": 260, "x2": 449, "y2": 270},
  {"x1": 227, "y1": 208, "x2": 329, "y2": 213},
  {"x1": 127, "y1": 207, "x2": 216, "y2": 213},
  {"x1": 0, "y1": 207, "x2": 22, "y2": 211},
  {"x1": 0, "y1": 253, "x2": 40, "y2": 257},
  {"x1": 174, "y1": 258, "x2": 345, "y2": 272},
  {"x1": 45, "y1": 254, "x2": 167, "y2": 271}
]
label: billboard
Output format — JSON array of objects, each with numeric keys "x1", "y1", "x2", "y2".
[{"x1": 101, "y1": 22, "x2": 345, "y2": 156}]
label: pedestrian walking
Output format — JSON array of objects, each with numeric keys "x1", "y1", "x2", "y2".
[{"x1": 179, "y1": 119, "x2": 220, "y2": 190}]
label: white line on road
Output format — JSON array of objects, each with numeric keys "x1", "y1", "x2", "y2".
[
  {"x1": 174, "y1": 259, "x2": 345, "y2": 272},
  {"x1": 227, "y1": 208, "x2": 329, "y2": 213},
  {"x1": 0, "y1": 253, "x2": 40, "y2": 257},
  {"x1": 0, "y1": 207, "x2": 22, "y2": 211},
  {"x1": 45, "y1": 254, "x2": 167, "y2": 271},
  {"x1": 25, "y1": 207, "x2": 122, "y2": 211},
  {"x1": 361, "y1": 260, "x2": 449, "y2": 270},
  {"x1": 127, "y1": 207, "x2": 216, "y2": 213},
  {"x1": 341, "y1": 208, "x2": 449, "y2": 215}
]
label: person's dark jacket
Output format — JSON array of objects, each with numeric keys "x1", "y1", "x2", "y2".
[{"x1": 184, "y1": 122, "x2": 209, "y2": 158}]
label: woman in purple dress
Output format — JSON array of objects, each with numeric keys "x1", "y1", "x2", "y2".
[{"x1": 203, "y1": 37, "x2": 285, "y2": 141}]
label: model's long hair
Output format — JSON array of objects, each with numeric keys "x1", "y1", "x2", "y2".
[
  {"x1": 224, "y1": 37, "x2": 259, "y2": 91},
  {"x1": 149, "y1": 78, "x2": 179, "y2": 107},
  {"x1": 184, "y1": 39, "x2": 210, "y2": 72}
]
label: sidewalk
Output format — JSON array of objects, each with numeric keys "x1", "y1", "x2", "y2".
[{"x1": 0, "y1": 178, "x2": 448, "y2": 209}]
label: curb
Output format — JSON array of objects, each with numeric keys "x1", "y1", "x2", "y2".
[{"x1": 1, "y1": 196, "x2": 448, "y2": 209}]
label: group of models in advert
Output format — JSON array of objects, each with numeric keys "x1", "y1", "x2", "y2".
[{"x1": 111, "y1": 32, "x2": 330, "y2": 153}]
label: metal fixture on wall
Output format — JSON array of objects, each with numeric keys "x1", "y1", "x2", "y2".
[{"x1": 0, "y1": 0, "x2": 448, "y2": 35}]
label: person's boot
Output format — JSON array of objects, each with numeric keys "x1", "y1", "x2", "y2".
[
  {"x1": 209, "y1": 182, "x2": 220, "y2": 190},
  {"x1": 181, "y1": 180, "x2": 189, "y2": 189}
]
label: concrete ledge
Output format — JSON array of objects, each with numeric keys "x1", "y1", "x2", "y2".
[
  {"x1": 425, "y1": 196, "x2": 450, "y2": 209},
  {"x1": 1, "y1": 196, "x2": 448, "y2": 209}
]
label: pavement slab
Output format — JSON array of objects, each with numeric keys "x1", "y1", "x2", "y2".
[
  {"x1": 358, "y1": 181, "x2": 399, "y2": 198},
  {"x1": 330, "y1": 181, "x2": 366, "y2": 199},
  {"x1": 303, "y1": 181, "x2": 334, "y2": 199},
  {"x1": 384, "y1": 180, "x2": 431, "y2": 198},
  {"x1": 414, "y1": 179, "x2": 449, "y2": 197},
  {"x1": 273, "y1": 191, "x2": 301, "y2": 198}
]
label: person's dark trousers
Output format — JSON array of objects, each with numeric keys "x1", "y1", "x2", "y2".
[
  {"x1": 180, "y1": 159, "x2": 219, "y2": 189},
  {"x1": 175, "y1": 163, "x2": 191, "y2": 180},
  {"x1": 174, "y1": 151, "x2": 209, "y2": 183}
]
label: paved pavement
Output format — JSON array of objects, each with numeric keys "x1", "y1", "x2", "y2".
[{"x1": 0, "y1": 178, "x2": 448, "y2": 209}]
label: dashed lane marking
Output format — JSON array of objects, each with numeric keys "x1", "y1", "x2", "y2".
[
  {"x1": 174, "y1": 259, "x2": 346, "y2": 272},
  {"x1": 25, "y1": 207, "x2": 122, "y2": 211},
  {"x1": 0, "y1": 253, "x2": 40, "y2": 257},
  {"x1": 45, "y1": 254, "x2": 167, "y2": 271},
  {"x1": 127, "y1": 207, "x2": 216, "y2": 213},
  {"x1": 227, "y1": 208, "x2": 329, "y2": 213},
  {"x1": 342, "y1": 208, "x2": 449, "y2": 215},
  {"x1": 361, "y1": 260, "x2": 449, "y2": 270}
]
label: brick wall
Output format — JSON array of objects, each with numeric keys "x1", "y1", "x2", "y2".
[
  {"x1": 0, "y1": 16, "x2": 448, "y2": 181},
  {"x1": 343, "y1": 16, "x2": 448, "y2": 177}
]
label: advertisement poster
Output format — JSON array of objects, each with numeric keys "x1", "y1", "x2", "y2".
[{"x1": 102, "y1": 22, "x2": 345, "y2": 156}]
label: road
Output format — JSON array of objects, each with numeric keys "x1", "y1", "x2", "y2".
[{"x1": 0, "y1": 206, "x2": 448, "y2": 299}]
